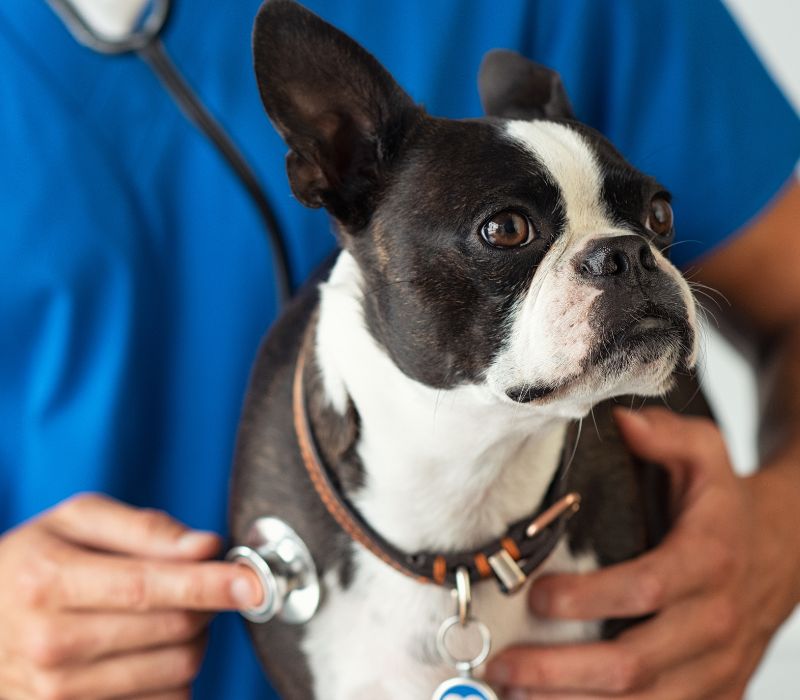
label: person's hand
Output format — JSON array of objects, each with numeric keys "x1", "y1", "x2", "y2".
[
  {"x1": 0, "y1": 493, "x2": 262, "y2": 700},
  {"x1": 486, "y1": 407, "x2": 800, "y2": 699}
]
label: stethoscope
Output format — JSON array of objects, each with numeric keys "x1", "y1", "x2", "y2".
[
  {"x1": 48, "y1": 0, "x2": 293, "y2": 307},
  {"x1": 48, "y1": 0, "x2": 319, "y2": 624}
]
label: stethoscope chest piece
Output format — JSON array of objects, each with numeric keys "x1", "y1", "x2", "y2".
[{"x1": 226, "y1": 517, "x2": 320, "y2": 624}]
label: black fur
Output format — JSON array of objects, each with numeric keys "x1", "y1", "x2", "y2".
[
  {"x1": 253, "y1": 0, "x2": 420, "y2": 229},
  {"x1": 354, "y1": 117, "x2": 568, "y2": 387},
  {"x1": 479, "y1": 49, "x2": 575, "y2": 120}
]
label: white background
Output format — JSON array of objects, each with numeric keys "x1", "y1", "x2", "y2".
[{"x1": 703, "y1": 1, "x2": 799, "y2": 696}]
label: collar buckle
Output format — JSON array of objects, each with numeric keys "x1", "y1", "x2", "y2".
[{"x1": 487, "y1": 549, "x2": 527, "y2": 593}]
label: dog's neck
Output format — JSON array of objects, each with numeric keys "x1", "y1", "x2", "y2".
[{"x1": 313, "y1": 252, "x2": 572, "y2": 553}]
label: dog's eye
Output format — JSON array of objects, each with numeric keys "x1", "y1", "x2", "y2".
[
  {"x1": 646, "y1": 197, "x2": 673, "y2": 236},
  {"x1": 481, "y1": 210, "x2": 534, "y2": 248}
]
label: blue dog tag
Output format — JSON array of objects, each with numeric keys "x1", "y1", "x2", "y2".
[{"x1": 431, "y1": 676, "x2": 499, "y2": 700}]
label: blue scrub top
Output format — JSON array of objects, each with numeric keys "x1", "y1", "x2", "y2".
[{"x1": 1, "y1": 1, "x2": 798, "y2": 698}]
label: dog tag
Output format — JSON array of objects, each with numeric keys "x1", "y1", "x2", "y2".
[
  {"x1": 433, "y1": 615, "x2": 498, "y2": 700},
  {"x1": 432, "y1": 675, "x2": 499, "y2": 700}
]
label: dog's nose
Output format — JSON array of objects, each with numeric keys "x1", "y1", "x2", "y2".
[{"x1": 578, "y1": 235, "x2": 658, "y2": 283}]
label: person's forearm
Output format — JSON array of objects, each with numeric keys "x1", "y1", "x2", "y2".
[
  {"x1": 759, "y1": 322, "x2": 800, "y2": 465},
  {"x1": 693, "y1": 178, "x2": 800, "y2": 614},
  {"x1": 751, "y1": 321, "x2": 800, "y2": 609}
]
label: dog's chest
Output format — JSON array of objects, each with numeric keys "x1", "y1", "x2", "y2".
[
  {"x1": 301, "y1": 542, "x2": 599, "y2": 700},
  {"x1": 298, "y1": 253, "x2": 602, "y2": 698}
]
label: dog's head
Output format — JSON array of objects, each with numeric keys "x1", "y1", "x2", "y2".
[{"x1": 254, "y1": 0, "x2": 698, "y2": 418}]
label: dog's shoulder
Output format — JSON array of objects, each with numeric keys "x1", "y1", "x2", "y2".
[
  {"x1": 230, "y1": 250, "x2": 344, "y2": 537},
  {"x1": 229, "y1": 250, "x2": 364, "y2": 698}
]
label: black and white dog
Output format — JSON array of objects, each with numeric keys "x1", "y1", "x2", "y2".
[{"x1": 230, "y1": 1, "x2": 707, "y2": 697}]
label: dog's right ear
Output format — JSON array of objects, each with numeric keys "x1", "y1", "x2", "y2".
[
  {"x1": 478, "y1": 49, "x2": 574, "y2": 121},
  {"x1": 253, "y1": 0, "x2": 420, "y2": 229}
]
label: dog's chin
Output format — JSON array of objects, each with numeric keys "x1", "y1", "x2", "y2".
[
  {"x1": 590, "y1": 314, "x2": 693, "y2": 366},
  {"x1": 504, "y1": 319, "x2": 693, "y2": 407}
]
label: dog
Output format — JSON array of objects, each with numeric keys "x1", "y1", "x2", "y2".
[{"x1": 229, "y1": 1, "x2": 709, "y2": 697}]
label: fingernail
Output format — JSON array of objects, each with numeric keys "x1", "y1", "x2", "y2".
[
  {"x1": 231, "y1": 574, "x2": 262, "y2": 609},
  {"x1": 178, "y1": 531, "x2": 219, "y2": 553},
  {"x1": 506, "y1": 691, "x2": 528, "y2": 700},
  {"x1": 485, "y1": 660, "x2": 511, "y2": 684}
]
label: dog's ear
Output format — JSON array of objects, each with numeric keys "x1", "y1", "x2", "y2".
[
  {"x1": 253, "y1": 0, "x2": 420, "y2": 229},
  {"x1": 478, "y1": 49, "x2": 574, "y2": 121}
]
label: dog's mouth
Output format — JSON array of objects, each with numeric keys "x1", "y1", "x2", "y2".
[
  {"x1": 506, "y1": 383, "x2": 562, "y2": 403},
  {"x1": 589, "y1": 307, "x2": 691, "y2": 366},
  {"x1": 505, "y1": 307, "x2": 692, "y2": 405}
]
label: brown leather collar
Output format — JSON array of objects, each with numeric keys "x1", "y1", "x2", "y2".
[{"x1": 292, "y1": 346, "x2": 582, "y2": 593}]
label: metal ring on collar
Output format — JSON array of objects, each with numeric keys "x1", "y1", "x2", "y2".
[
  {"x1": 455, "y1": 566, "x2": 472, "y2": 626},
  {"x1": 436, "y1": 616, "x2": 492, "y2": 673}
]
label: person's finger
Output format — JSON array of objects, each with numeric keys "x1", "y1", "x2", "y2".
[
  {"x1": 613, "y1": 592, "x2": 738, "y2": 679},
  {"x1": 628, "y1": 639, "x2": 750, "y2": 700},
  {"x1": 18, "y1": 611, "x2": 212, "y2": 666},
  {"x1": 528, "y1": 526, "x2": 729, "y2": 620},
  {"x1": 134, "y1": 692, "x2": 191, "y2": 700},
  {"x1": 29, "y1": 636, "x2": 207, "y2": 700},
  {"x1": 488, "y1": 595, "x2": 742, "y2": 697},
  {"x1": 488, "y1": 598, "x2": 719, "y2": 695},
  {"x1": 642, "y1": 633, "x2": 755, "y2": 700},
  {"x1": 486, "y1": 641, "x2": 651, "y2": 695},
  {"x1": 23, "y1": 548, "x2": 262, "y2": 612},
  {"x1": 613, "y1": 407, "x2": 730, "y2": 481},
  {"x1": 0, "y1": 656, "x2": 27, "y2": 700},
  {"x1": 499, "y1": 692, "x2": 582, "y2": 700},
  {"x1": 43, "y1": 493, "x2": 221, "y2": 560}
]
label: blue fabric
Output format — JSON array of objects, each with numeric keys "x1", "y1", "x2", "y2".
[{"x1": 0, "y1": 1, "x2": 797, "y2": 698}]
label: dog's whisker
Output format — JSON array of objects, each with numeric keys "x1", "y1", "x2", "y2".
[
  {"x1": 676, "y1": 373, "x2": 705, "y2": 413},
  {"x1": 589, "y1": 404, "x2": 601, "y2": 441},
  {"x1": 694, "y1": 300, "x2": 720, "y2": 329},
  {"x1": 687, "y1": 282, "x2": 730, "y2": 309},
  {"x1": 659, "y1": 238, "x2": 702, "y2": 254}
]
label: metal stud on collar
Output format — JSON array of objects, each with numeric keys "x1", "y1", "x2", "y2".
[{"x1": 526, "y1": 492, "x2": 582, "y2": 538}]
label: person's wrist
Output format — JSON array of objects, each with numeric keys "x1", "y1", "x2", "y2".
[{"x1": 746, "y1": 456, "x2": 800, "y2": 614}]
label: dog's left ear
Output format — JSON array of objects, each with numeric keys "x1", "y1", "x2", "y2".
[
  {"x1": 253, "y1": 0, "x2": 421, "y2": 230},
  {"x1": 478, "y1": 49, "x2": 574, "y2": 120}
]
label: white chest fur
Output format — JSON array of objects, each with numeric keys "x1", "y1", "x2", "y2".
[
  {"x1": 306, "y1": 253, "x2": 601, "y2": 699},
  {"x1": 303, "y1": 544, "x2": 599, "y2": 700}
]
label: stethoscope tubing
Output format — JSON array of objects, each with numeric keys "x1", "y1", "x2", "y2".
[{"x1": 47, "y1": 0, "x2": 293, "y2": 306}]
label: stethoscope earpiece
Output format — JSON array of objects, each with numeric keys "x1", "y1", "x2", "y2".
[{"x1": 47, "y1": 0, "x2": 171, "y2": 54}]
